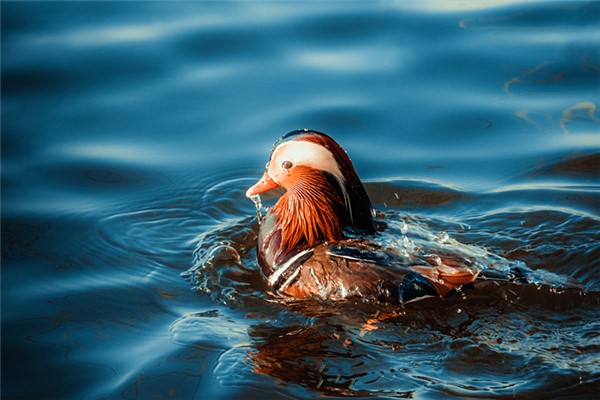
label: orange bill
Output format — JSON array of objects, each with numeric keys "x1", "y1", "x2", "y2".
[{"x1": 246, "y1": 172, "x2": 279, "y2": 197}]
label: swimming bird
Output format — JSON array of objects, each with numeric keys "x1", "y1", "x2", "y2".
[{"x1": 246, "y1": 129, "x2": 480, "y2": 304}]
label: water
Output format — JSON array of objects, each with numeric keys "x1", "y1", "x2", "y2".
[{"x1": 2, "y1": 1, "x2": 599, "y2": 398}]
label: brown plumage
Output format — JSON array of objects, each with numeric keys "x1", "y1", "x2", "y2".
[
  {"x1": 272, "y1": 166, "x2": 345, "y2": 253},
  {"x1": 247, "y1": 130, "x2": 478, "y2": 303}
]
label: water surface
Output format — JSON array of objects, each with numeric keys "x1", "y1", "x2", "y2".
[{"x1": 2, "y1": 1, "x2": 599, "y2": 399}]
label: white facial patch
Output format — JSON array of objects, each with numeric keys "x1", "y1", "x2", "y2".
[
  {"x1": 268, "y1": 140, "x2": 345, "y2": 185},
  {"x1": 267, "y1": 139, "x2": 355, "y2": 224}
]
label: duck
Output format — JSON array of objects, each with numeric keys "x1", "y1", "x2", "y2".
[{"x1": 246, "y1": 129, "x2": 480, "y2": 304}]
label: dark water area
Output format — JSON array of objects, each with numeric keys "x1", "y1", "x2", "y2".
[{"x1": 2, "y1": 1, "x2": 599, "y2": 399}]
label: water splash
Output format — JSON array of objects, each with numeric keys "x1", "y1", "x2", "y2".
[{"x1": 250, "y1": 194, "x2": 264, "y2": 222}]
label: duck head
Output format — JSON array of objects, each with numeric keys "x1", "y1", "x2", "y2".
[{"x1": 247, "y1": 130, "x2": 374, "y2": 264}]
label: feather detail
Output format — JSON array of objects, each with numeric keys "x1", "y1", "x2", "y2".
[
  {"x1": 299, "y1": 132, "x2": 375, "y2": 233},
  {"x1": 272, "y1": 167, "x2": 345, "y2": 253}
]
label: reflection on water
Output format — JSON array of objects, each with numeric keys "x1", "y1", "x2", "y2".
[
  {"x1": 502, "y1": 60, "x2": 563, "y2": 97},
  {"x1": 2, "y1": 1, "x2": 600, "y2": 399},
  {"x1": 560, "y1": 101, "x2": 600, "y2": 134},
  {"x1": 187, "y1": 177, "x2": 599, "y2": 398}
]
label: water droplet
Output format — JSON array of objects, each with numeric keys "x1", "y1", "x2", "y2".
[
  {"x1": 431, "y1": 255, "x2": 442, "y2": 266},
  {"x1": 316, "y1": 377, "x2": 324, "y2": 389},
  {"x1": 250, "y1": 194, "x2": 264, "y2": 222},
  {"x1": 400, "y1": 219, "x2": 408, "y2": 235},
  {"x1": 437, "y1": 231, "x2": 449, "y2": 243},
  {"x1": 396, "y1": 235, "x2": 415, "y2": 259},
  {"x1": 319, "y1": 362, "x2": 327, "y2": 373}
]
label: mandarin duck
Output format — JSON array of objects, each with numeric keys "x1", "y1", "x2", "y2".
[{"x1": 246, "y1": 130, "x2": 480, "y2": 304}]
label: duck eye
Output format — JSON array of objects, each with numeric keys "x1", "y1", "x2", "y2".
[{"x1": 281, "y1": 160, "x2": 293, "y2": 170}]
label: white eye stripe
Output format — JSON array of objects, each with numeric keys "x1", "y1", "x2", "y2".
[
  {"x1": 271, "y1": 141, "x2": 345, "y2": 184},
  {"x1": 268, "y1": 138, "x2": 357, "y2": 225}
]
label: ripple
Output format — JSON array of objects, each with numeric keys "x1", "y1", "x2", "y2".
[
  {"x1": 170, "y1": 310, "x2": 249, "y2": 349},
  {"x1": 3, "y1": 1, "x2": 599, "y2": 398},
  {"x1": 457, "y1": 208, "x2": 600, "y2": 288}
]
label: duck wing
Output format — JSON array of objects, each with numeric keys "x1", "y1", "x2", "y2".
[
  {"x1": 326, "y1": 240, "x2": 479, "y2": 297},
  {"x1": 276, "y1": 240, "x2": 476, "y2": 303}
]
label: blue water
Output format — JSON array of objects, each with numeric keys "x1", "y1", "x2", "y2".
[{"x1": 2, "y1": 1, "x2": 599, "y2": 399}]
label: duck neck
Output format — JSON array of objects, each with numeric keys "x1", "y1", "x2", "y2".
[{"x1": 273, "y1": 170, "x2": 345, "y2": 253}]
